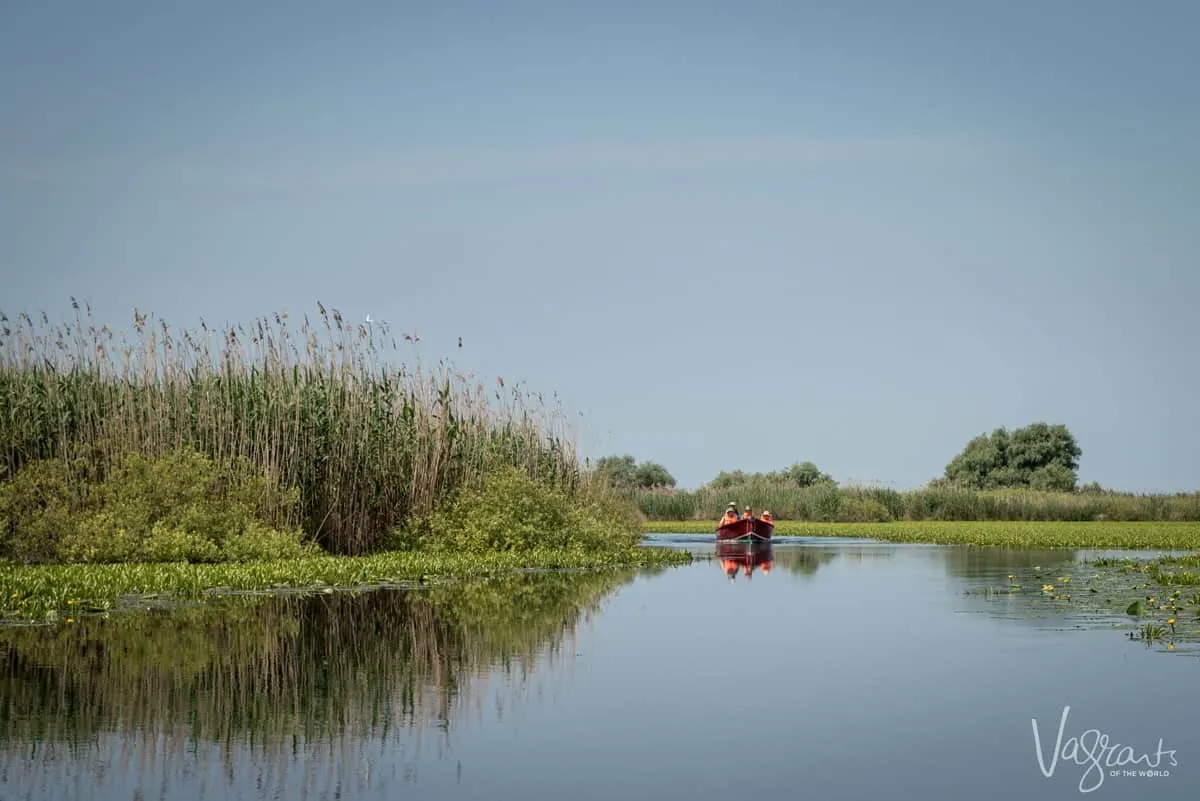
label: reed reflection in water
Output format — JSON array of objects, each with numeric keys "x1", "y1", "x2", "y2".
[{"x1": 0, "y1": 568, "x2": 656, "y2": 800}]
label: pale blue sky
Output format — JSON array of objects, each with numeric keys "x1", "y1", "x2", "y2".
[{"x1": 2, "y1": 1, "x2": 1197, "y2": 491}]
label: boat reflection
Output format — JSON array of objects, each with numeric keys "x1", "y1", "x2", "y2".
[{"x1": 716, "y1": 541, "x2": 773, "y2": 582}]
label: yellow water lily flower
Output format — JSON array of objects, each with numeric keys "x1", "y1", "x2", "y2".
[
  {"x1": 1168, "y1": 618, "x2": 1176, "y2": 626},
  {"x1": 1042, "y1": 584, "x2": 1055, "y2": 592}
]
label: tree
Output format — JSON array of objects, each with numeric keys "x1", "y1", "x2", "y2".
[
  {"x1": 592, "y1": 454, "x2": 676, "y2": 489},
  {"x1": 781, "y1": 461, "x2": 834, "y2": 488},
  {"x1": 708, "y1": 470, "x2": 749, "y2": 490},
  {"x1": 634, "y1": 461, "x2": 676, "y2": 489},
  {"x1": 707, "y1": 462, "x2": 835, "y2": 489},
  {"x1": 943, "y1": 423, "x2": 1081, "y2": 491}
]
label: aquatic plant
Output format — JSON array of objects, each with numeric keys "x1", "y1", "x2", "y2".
[
  {"x1": 0, "y1": 547, "x2": 691, "y2": 624},
  {"x1": 1135, "y1": 622, "x2": 1166, "y2": 642}
]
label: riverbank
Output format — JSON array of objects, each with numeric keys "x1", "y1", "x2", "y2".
[
  {"x1": 643, "y1": 520, "x2": 1200, "y2": 549},
  {"x1": 0, "y1": 546, "x2": 692, "y2": 624},
  {"x1": 629, "y1": 486, "x2": 1200, "y2": 522}
]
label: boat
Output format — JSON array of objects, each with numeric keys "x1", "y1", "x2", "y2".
[{"x1": 715, "y1": 517, "x2": 774, "y2": 541}]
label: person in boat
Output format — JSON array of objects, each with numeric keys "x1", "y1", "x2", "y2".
[
  {"x1": 742, "y1": 505, "x2": 756, "y2": 521},
  {"x1": 720, "y1": 504, "x2": 740, "y2": 526},
  {"x1": 760, "y1": 510, "x2": 774, "y2": 524}
]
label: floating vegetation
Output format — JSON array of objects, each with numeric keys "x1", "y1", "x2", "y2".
[{"x1": 0, "y1": 547, "x2": 691, "y2": 625}]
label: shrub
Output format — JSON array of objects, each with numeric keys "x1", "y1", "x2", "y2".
[
  {"x1": 835, "y1": 497, "x2": 892, "y2": 523},
  {"x1": 0, "y1": 449, "x2": 314, "y2": 564},
  {"x1": 401, "y1": 467, "x2": 642, "y2": 554}
]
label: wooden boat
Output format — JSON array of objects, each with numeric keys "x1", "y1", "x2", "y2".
[
  {"x1": 715, "y1": 518, "x2": 752, "y2": 540},
  {"x1": 715, "y1": 517, "x2": 774, "y2": 541}
]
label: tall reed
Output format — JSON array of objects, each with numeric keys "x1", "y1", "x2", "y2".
[{"x1": 0, "y1": 301, "x2": 584, "y2": 554}]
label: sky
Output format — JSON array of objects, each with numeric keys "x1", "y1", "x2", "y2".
[{"x1": 2, "y1": 1, "x2": 1198, "y2": 492}]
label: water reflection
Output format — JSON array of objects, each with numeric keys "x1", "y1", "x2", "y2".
[
  {"x1": 0, "y1": 569, "x2": 647, "y2": 795},
  {"x1": 940, "y1": 545, "x2": 1080, "y2": 580},
  {"x1": 714, "y1": 541, "x2": 773, "y2": 581},
  {"x1": 1, "y1": 546, "x2": 1195, "y2": 801}
]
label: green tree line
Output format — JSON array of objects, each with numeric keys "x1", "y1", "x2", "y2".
[{"x1": 593, "y1": 422, "x2": 1200, "y2": 522}]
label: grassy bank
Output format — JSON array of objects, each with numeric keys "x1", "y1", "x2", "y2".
[
  {"x1": 629, "y1": 485, "x2": 1200, "y2": 523},
  {"x1": 0, "y1": 546, "x2": 690, "y2": 624},
  {"x1": 643, "y1": 520, "x2": 1200, "y2": 549}
]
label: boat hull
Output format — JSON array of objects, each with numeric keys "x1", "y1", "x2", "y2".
[{"x1": 715, "y1": 518, "x2": 773, "y2": 541}]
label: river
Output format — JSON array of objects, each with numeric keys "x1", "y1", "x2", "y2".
[{"x1": 0, "y1": 536, "x2": 1194, "y2": 800}]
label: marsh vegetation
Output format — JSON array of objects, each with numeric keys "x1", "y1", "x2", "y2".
[{"x1": 0, "y1": 302, "x2": 620, "y2": 561}]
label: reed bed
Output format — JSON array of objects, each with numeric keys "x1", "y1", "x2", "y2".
[
  {"x1": 629, "y1": 484, "x2": 1200, "y2": 523},
  {"x1": 0, "y1": 301, "x2": 591, "y2": 555}
]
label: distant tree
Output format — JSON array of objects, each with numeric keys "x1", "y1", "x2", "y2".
[
  {"x1": 780, "y1": 461, "x2": 834, "y2": 488},
  {"x1": 593, "y1": 454, "x2": 676, "y2": 489},
  {"x1": 593, "y1": 455, "x2": 638, "y2": 488},
  {"x1": 707, "y1": 462, "x2": 835, "y2": 489},
  {"x1": 943, "y1": 423, "x2": 1081, "y2": 491},
  {"x1": 709, "y1": 470, "x2": 750, "y2": 490},
  {"x1": 634, "y1": 461, "x2": 676, "y2": 489}
]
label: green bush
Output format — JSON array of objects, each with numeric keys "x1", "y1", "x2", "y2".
[
  {"x1": 0, "y1": 458, "x2": 88, "y2": 563},
  {"x1": 0, "y1": 450, "x2": 314, "y2": 564},
  {"x1": 834, "y1": 496, "x2": 892, "y2": 523},
  {"x1": 401, "y1": 467, "x2": 642, "y2": 554}
]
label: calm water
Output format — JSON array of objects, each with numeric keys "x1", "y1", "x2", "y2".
[{"x1": 1, "y1": 536, "x2": 1196, "y2": 801}]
